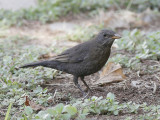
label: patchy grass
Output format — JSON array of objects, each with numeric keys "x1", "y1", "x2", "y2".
[
  {"x1": 0, "y1": 0, "x2": 160, "y2": 119},
  {"x1": 111, "y1": 29, "x2": 160, "y2": 69},
  {"x1": 0, "y1": 35, "x2": 58, "y2": 119},
  {"x1": 0, "y1": 27, "x2": 160, "y2": 119},
  {"x1": 0, "y1": 0, "x2": 160, "y2": 27},
  {"x1": 66, "y1": 24, "x2": 104, "y2": 42},
  {"x1": 0, "y1": 0, "x2": 115, "y2": 27},
  {"x1": 9, "y1": 93, "x2": 160, "y2": 120}
]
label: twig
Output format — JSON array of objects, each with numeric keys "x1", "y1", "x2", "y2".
[
  {"x1": 91, "y1": 86, "x2": 107, "y2": 92},
  {"x1": 82, "y1": 92, "x2": 90, "y2": 100},
  {"x1": 126, "y1": 0, "x2": 134, "y2": 10},
  {"x1": 0, "y1": 78, "x2": 6, "y2": 84},
  {"x1": 155, "y1": 75, "x2": 160, "y2": 81},
  {"x1": 113, "y1": 1, "x2": 122, "y2": 11},
  {"x1": 44, "y1": 84, "x2": 71, "y2": 86},
  {"x1": 137, "y1": 71, "x2": 140, "y2": 77},
  {"x1": 153, "y1": 82, "x2": 157, "y2": 94},
  {"x1": 53, "y1": 89, "x2": 57, "y2": 100}
]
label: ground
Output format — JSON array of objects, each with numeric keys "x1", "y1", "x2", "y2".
[{"x1": 1, "y1": 9, "x2": 160, "y2": 120}]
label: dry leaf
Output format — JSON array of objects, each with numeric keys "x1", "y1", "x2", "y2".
[
  {"x1": 25, "y1": 96, "x2": 30, "y2": 106},
  {"x1": 29, "y1": 101, "x2": 45, "y2": 111},
  {"x1": 94, "y1": 62, "x2": 126, "y2": 86},
  {"x1": 24, "y1": 96, "x2": 45, "y2": 111}
]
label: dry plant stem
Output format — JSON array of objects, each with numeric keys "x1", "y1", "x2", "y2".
[
  {"x1": 53, "y1": 89, "x2": 57, "y2": 100},
  {"x1": 152, "y1": 82, "x2": 157, "y2": 94},
  {"x1": 44, "y1": 84, "x2": 71, "y2": 86},
  {"x1": 126, "y1": 0, "x2": 134, "y2": 10}
]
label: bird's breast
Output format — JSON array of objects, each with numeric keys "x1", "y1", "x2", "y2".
[
  {"x1": 90, "y1": 46, "x2": 110, "y2": 62},
  {"x1": 78, "y1": 47, "x2": 111, "y2": 76}
]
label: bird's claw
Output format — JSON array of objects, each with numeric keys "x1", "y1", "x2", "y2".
[
  {"x1": 82, "y1": 89, "x2": 93, "y2": 99},
  {"x1": 83, "y1": 92, "x2": 89, "y2": 99}
]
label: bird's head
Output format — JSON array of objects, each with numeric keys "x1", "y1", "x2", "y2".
[{"x1": 96, "y1": 29, "x2": 121, "y2": 47}]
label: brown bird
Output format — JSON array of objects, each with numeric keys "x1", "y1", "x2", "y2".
[{"x1": 20, "y1": 29, "x2": 121, "y2": 96}]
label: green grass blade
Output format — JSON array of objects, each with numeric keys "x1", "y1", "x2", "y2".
[{"x1": 5, "y1": 103, "x2": 12, "y2": 120}]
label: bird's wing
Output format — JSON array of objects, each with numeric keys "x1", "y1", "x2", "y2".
[
  {"x1": 51, "y1": 42, "x2": 89, "y2": 63},
  {"x1": 52, "y1": 53, "x2": 83, "y2": 63}
]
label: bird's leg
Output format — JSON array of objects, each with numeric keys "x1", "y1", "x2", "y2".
[
  {"x1": 80, "y1": 76, "x2": 92, "y2": 93},
  {"x1": 73, "y1": 76, "x2": 86, "y2": 96}
]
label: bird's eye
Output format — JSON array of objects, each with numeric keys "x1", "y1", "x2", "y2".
[{"x1": 103, "y1": 34, "x2": 107, "y2": 37}]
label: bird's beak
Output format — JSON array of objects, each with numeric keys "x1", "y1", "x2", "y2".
[{"x1": 112, "y1": 34, "x2": 121, "y2": 39}]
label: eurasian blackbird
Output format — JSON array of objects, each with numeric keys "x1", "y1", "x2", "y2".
[{"x1": 20, "y1": 29, "x2": 121, "y2": 96}]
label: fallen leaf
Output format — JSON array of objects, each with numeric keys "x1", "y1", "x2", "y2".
[
  {"x1": 29, "y1": 101, "x2": 45, "y2": 111},
  {"x1": 94, "y1": 62, "x2": 126, "y2": 86},
  {"x1": 25, "y1": 96, "x2": 30, "y2": 106},
  {"x1": 24, "y1": 96, "x2": 45, "y2": 111}
]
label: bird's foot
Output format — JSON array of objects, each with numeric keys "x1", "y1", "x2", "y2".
[
  {"x1": 88, "y1": 89, "x2": 93, "y2": 94},
  {"x1": 85, "y1": 88, "x2": 93, "y2": 94},
  {"x1": 82, "y1": 89, "x2": 93, "y2": 99},
  {"x1": 83, "y1": 92, "x2": 89, "y2": 99}
]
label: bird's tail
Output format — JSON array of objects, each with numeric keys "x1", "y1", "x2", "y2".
[{"x1": 20, "y1": 60, "x2": 54, "y2": 68}]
